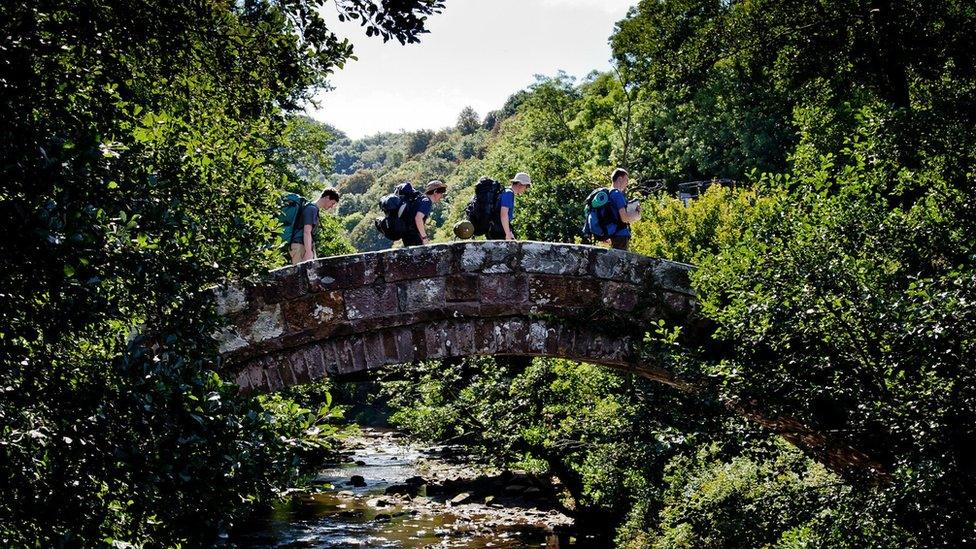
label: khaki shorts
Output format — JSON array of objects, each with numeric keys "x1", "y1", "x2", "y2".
[{"x1": 290, "y1": 243, "x2": 314, "y2": 265}]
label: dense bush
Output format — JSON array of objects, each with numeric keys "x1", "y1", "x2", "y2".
[{"x1": 0, "y1": 0, "x2": 439, "y2": 544}]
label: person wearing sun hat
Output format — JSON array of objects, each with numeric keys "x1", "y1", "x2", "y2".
[
  {"x1": 489, "y1": 171, "x2": 531, "y2": 240},
  {"x1": 402, "y1": 179, "x2": 448, "y2": 247}
]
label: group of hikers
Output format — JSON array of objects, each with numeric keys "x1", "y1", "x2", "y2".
[{"x1": 283, "y1": 167, "x2": 640, "y2": 265}]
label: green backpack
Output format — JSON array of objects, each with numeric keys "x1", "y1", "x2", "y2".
[{"x1": 279, "y1": 193, "x2": 308, "y2": 244}]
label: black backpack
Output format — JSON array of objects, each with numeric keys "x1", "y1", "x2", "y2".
[
  {"x1": 375, "y1": 182, "x2": 422, "y2": 241},
  {"x1": 465, "y1": 177, "x2": 502, "y2": 236}
]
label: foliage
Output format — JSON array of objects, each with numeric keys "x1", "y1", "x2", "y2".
[
  {"x1": 629, "y1": 185, "x2": 770, "y2": 264},
  {"x1": 0, "y1": 0, "x2": 440, "y2": 545},
  {"x1": 456, "y1": 106, "x2": 481, "y2": 135},
  {"x1": 692, "y1": 118, "x2": 976, "y2": 544}
]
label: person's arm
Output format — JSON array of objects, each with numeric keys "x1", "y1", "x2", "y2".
[
  {"x1": 302, "y1": 224, "x2": 314, "y2": 260},
  {"x1": 499, "y1": 207, "x2": 514, "y2": 240},
  {"x1": 618, "y1": 205, "x2": 641, "y2": 224},
  {"x1": 414, "y1": 212, "x2": 428, "y2": 242}
]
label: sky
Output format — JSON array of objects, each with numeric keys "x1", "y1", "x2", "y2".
[{"x1": 306, "y1": 0, "x2": 637, "y2": 139}]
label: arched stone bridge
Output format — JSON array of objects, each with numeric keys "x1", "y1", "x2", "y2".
[
  {"x1": 214, "y1": 241, "x2": 884, "y2": 477},
  {"x1": 215, "y1": 241, "x2": 705, "y2": 392}
]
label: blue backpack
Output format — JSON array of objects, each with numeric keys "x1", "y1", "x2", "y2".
[
  {"x1": 582, "y1": 188, "x2": 620, "y2": 239},
  {"x1": 279, "y1": 193, "x2": 309, "y2": 244}
]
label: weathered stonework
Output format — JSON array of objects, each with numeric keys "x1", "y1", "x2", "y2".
[
  {"x1": 212, "y1": 240, "x2": 888, "y2": 481},
  {"x1": 216, "y1": 241, "x2": 698, "y2": 373}
]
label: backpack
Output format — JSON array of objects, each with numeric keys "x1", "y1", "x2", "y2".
[
  {"x1": 374, "y1": 182, "x2": 422, "y2": 241},
  {"x1": 581, "y1": 188, "x2": 621, "y2": 240},
  {"x1": 279, "y1": 192, "x2": 309, "y2": 244},
  {"x1": 464, "y1": 177, "x2": 502, "y2": 236}
]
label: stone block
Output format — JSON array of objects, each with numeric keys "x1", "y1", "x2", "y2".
[
  {"x1": 460, "y1": 241, "x2": 519, "y2": 273},
  {"x1": 603, "y1": 282, "x2": 639, "y2": 313},
  {"x1": 424, "y1": 322, "x2": 452, "y2": 359},
  {"x1": 653, "y1": 261, "x2": 694, "y2": 294},
  {"x1": 333, "y1": 339, "x2": 360, "y2": 376},
  {"x1": 214, "y1": 283, "x2": 248, "y2": 316},
  {"x1": 520, "y1": 242, "x2": 587, "y2": 276},
  {"x1": 383, "y1": 245, "x2": 452, "y2": 282},
  {"x1": 587, "y1": 247, "x2": 634, "y2": 282},
  {"x1": 245, "y1": 304, "x2": 284, "y2": 343},
  {"x1": 479, "y1": 274, "x2": 528, "y2": 304},
  {"x1": 394, "y1": 327, "x2": 417, "y2": 363},
  {"x1": 398, "y1": 278, "x2": 446, "y2": 312},
  {"x1": 448, "y1": 321, "x2": 476, "y2": 356},
  {"x1": 526, "y1": 321, "x2": 559, "y2": 355},
  {"x1": 344, "y1": 284, "x2": 398, "y2": 320},
  {"x1": 474, "y1": 320, "x2": 504, "y2": 354},
  {"x1": 528, "y1": 275, "x2": 600, "y2": 309},
  {"x1": 303, "y1": 344, "x2": 329, "y2": 380},
  {"x1": 282, "y1": 291, "x2": 345, "y2": 333},
  {"x1": 306, "y1": 253, "x2": 381, "y2": 292},
  {"x1": 662, "y1": 292, "x2": 696, "y2": 318},
  {"x1": 363, "y1": 332, "x2": 389, "y2": 370},
  {"x1": 214, "y1": 326, "x2": 248, "y2": 354},
  {"x1": 250, "y1": 267, "x2": 307, "y2": 304},
  {"x1": 445, "y1": 273, "x2": 479, "y2": 302}
]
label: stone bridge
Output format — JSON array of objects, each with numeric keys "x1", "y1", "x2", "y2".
[
  {"x1": 214, "y1": 241, "x2": 885, "y2": 477},
  {"x1": 215, "y1": 241, "x2": 704, "y2": 391}
]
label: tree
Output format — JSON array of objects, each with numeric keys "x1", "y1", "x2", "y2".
[
  {"x1": 456, "y1": 106, "x2": 480, "y2": 135},
  {"x1": 0, "y1": 0, "x2": 443, "y2": 545}
]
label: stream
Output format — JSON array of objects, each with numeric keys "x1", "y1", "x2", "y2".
[{"x1": 228, "y1": 428, "x2": 601, "y2": 548}]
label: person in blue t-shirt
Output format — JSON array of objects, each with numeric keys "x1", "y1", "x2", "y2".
[
  {"x1": 489, "y1": 171, "x2": 531, "y2": 240},
  {"x1": 402, "y1": 180, "x2": 448, "y2": 247},
  {"x1": 606, "y1": 168, "x2": 641, "y2": 251}
]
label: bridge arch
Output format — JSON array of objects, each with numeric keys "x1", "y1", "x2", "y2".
[
  {"x1": 215, "y1": 241, "x2": 703, "y2": 392},
  {"x1": 214, "y1": 241, "x2": 883, "y2": 476}
]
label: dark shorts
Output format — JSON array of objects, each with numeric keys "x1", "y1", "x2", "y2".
[
  {"x1": 487, "y1": 223, "x2": 513, "y2": 240},
  {"x1": 402, "y1": 232, "x2": 424, "y2": 247},
  {"x1": 610, "y1": 236, "x2": 630, "y2": 251}
]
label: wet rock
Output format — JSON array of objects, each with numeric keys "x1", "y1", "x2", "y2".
[
  {"x1": 366, "y1": 497, "x2": 392, "y2": 508},
  {"x1": 523, "y1": 487, "x2": 542, "y2": 498},
  {"x1": 405, "y1": 475, "x2": 427, "y2": 486},
  {"x1": 449, "y1": 492, "x2": 473, "y2": 505},
  {"x1": 354, "y1": 460, "x2": 366, "y2": 466},
  {"x1": 504, "y1": 484, "x2": 526, "y2": 494},
  {"x1": 336, "y1": 490, "x2": 355, "y2": 497},
  {"x1": 348, "y1": 475, "x2": 366, "y2": 487}
]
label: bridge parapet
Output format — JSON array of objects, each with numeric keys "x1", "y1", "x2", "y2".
[{"x1": 214, "y1": 241, "x2": 701, "y2": 392}]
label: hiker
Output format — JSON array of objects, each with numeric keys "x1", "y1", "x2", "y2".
[
  {"x1": 489, "y1": 172, "x2": 531, "y2": 240},
  {"x1": 289, "y1": 188, "x2": 340, "y2": 265},
  {"x1": 402, "y1": 179, "x2": 448, "y2": 247},
  {"x1": 606, "y1": 168, "x2": 639, "y2": 250}
]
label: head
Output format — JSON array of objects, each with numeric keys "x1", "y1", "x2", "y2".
[
  {"x1": 317, "y1": 188, "x2": 340, "y2": 209},
  {"x1": 425, "y1": 180, "x2": 448, "y2": 203},
  {"x1": 611, "y1": 168, "x2": 629, "y2": 190},
  {"x1": 510, "y1": 172, "x2": 532, "y2": 195}
]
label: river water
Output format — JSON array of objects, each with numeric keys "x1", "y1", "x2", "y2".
[{"x1": 229, "y1": 428, "x2": 593, "y2": 548}]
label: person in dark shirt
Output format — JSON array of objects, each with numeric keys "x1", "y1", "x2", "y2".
[
  {"x1": 290, "y1": 188, "x2": 340, "y2": 265},
  {"x1": 607, "y1": 168, "x2": 641, "y2": 251},
  {"x1": 402, "y1": 180, "x2": 448, "y2": 247},
  {"x1": 489, "y1": 171, "x2": 531, "y2": 240}
]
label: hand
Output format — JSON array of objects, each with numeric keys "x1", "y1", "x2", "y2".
[{"x1": 505, "y1": 232, "x2": 515, "y2": 241}]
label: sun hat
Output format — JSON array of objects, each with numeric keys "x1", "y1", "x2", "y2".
[
  {"x1": 425, "y1": 180, "x2": 448, "y2": 194},
  {"x1": 510, "y1": 172, "x2": 531, "y2": 186}
]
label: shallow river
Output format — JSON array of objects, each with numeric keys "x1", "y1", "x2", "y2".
[{"x1": 229, "y1": 429, "x2": 594, "y2": 548}]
